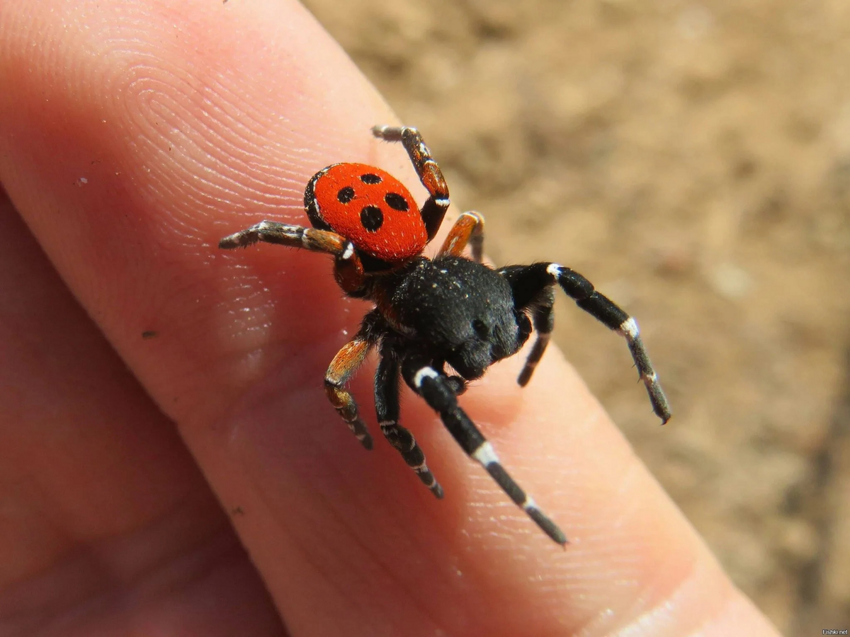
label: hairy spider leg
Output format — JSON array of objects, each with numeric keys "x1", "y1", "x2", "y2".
[
  {"x1": 438, "y1": 211, "x2": 485, "y2": 263},
  {"x1": 219, "y1": 221, "x2": 366, "y2": 293},
  {"x1": 516, "y1": 287, "x2": 556, "y2": 388},
  {"x1": 500, "y1": 262, "x2": 672, "y2": 424},
  {"x1": 325, "y1": 335, "x2": 376, "y2": 450},
  {"x1": 372, "y1": 126, "x2": 450, "y2": 240},
  {"x1": 375, "y1": 342, "x2": 444, "y2": 498},
  {"x1": 403, "y1": 359, "x2": 568, "y2": 546}
]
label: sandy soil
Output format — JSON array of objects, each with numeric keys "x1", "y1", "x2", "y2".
[{"x1": 302, "y1": 1, "x2": 850, "y2": 633}]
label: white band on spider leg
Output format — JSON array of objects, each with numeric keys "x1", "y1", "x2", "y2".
[
  {"x1": 521, "y1": 494, "x2": 538, "y2": 512},
  {"x1": 341, "y1": 243, "x2": 355, "y2": 260},
  {"x1": 471, "y1": 441, "x2": 500, "y2": 467},
  {"x1": 546, "y1": 263, "x2": 562, "y2": 278},
  {"x1": 617, "y1": 317, "x2": 640, "y2": 340},
  {"x1": 413, "y1": 366, "x2": 440, "y2": 388},
  {"x1": 435, "y1": 198, "x2": 451, "y2": 207}
]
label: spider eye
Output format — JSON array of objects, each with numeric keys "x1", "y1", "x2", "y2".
[{"x1": 472, "y1": 319, "x2": 489, "y2": 338}]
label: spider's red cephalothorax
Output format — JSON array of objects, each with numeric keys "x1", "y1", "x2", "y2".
[{"x1": 220, "y1": 125, "x2": 671, "y2": 546}]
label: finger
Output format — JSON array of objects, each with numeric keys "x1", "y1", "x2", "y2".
[
  {"x1": 0, "y1": 194, "x2": 285, "y2": 635},
  {"x1": 0, "y1": 1, "x2": 779, "y2": 635}
]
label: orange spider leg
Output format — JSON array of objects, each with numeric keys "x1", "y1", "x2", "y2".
[
  {"x1": 372, "y1": 126, "x2": 450, "y2": 240},
  {"x1": 219, "y1": 221, "x2": 365, "y2": 293},
  {"x1": 438, "y1": 211, "x2": 484, "y2": 263},
  {"x1": 324, "y1": 335, "x2": 375, "y2": 449}
]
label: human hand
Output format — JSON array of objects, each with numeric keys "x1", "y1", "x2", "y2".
[{"x1": 0, "y1": 1, "x2": 780, "y2": 635}]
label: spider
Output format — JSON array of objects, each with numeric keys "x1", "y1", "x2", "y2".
[{"x1": 219, "y1": 125, "x2": 671, "y2": 546}]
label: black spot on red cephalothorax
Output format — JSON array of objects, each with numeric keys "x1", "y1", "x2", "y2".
[{"x1": 305, "y1": 163, "x2": 426, "y2": 262}]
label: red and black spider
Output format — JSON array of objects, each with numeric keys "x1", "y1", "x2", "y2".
[{"x1": 219, "y1": 126, "x2": 671, "y2": 546}]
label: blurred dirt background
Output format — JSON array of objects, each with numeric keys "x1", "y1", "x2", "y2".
[{"x1": 301, "y1": 0, "x2": 850, "y2": 633}]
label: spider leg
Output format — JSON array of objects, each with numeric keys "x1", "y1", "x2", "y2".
[
  {"x1": 219, "y1": 221, "x2": 365, "y2": 293},
  {"x1": 325, "y1": 333, "x2": 376, "y2": 450},
  {"x1": 372, "y1": 125, "x2": 449, "y2": 241},
  {"x1": 500, "y1": 263, "x2": 672, "y2": 424},
  {"x1": 402, "y1": 358, "x2": 568, "y2": 546},
  {"x1": 375, "y1": 344, "x2": 444, "y2": 498},
  {"x1": 516, "y1": 288, "x2": 556, "y2": 387},
  {"x1": 438, "y1": 211, "x2": 484, "y2": 263}
]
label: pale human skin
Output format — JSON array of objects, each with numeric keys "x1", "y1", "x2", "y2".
[{"x1": 0, "y1": 1, "x2": 781, "y2": 635}]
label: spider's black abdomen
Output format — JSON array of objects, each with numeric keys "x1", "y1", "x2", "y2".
[{"x1": 384, "y1": 256, "x2": 530, "y2": 379}]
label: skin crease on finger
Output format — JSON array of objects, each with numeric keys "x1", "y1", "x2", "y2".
[{"x1": 0, "y1": 1, "x2": 781, "y2": 636}]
